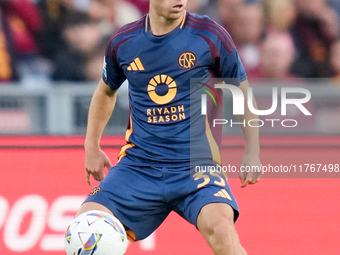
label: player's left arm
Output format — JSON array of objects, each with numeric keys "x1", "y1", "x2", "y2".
[
  {"x1": 237, "y1": 79, "x2": 262, "y2": 188},
  {"x1": 212, "y1": 22, "x2": 262, "y2": 186}
]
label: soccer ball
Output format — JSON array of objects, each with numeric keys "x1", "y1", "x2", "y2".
[{"x1": 65, "y1": 210, "x2": 128, "y2": 255}]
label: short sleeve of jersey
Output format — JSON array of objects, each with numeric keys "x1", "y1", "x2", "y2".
[
  {"x1": 214, "y1": 24, "x2": 247, "y2": 85},
  {"x1": 102, "y1": 40, "x2": 126, "y2": 91},
  {"x1": 220, "y1": 49, "x2": 247, "y2": 85}
]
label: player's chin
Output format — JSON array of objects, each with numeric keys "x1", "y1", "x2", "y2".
[{"x1": 167, "y1": 10, "x2": 185, "y2": 20}]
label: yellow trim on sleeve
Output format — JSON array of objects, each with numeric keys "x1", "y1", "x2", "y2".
[{"x1": 205, "y1": 115, "x2": 221, "y2": 165}]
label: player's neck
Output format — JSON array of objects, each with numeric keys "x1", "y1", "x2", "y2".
[{"x1": 148, "y1": 10, "x2": 185, "y2": 36}]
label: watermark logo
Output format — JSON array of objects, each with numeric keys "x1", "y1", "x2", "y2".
[
  {"x1": 200, "y1": 82, "x2": 223, "y2": 115},
  {"x1": 200, "y1": 83, "x2": 312, "y2": 128}
]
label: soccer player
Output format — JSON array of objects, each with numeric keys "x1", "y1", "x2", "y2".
[{"x1": 74, "y1": 0, "x2": 261, "y2": 254}]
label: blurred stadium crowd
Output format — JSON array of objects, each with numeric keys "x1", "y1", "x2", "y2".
[{"x1": 1, "y1": 0, "x2": 340, "y2": 85}]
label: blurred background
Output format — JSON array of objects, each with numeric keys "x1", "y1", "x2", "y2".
[{"x1": 0, "y1": 0, "x2": 340, "y2": 255}]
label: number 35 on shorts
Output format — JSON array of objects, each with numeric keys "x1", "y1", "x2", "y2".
[{"x1": 193, "y1": 171, "x2": 228, "y2": 189}]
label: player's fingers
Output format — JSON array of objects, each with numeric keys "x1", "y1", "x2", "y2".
[
  {"x1": 241, "y1": 178, "x2": 250, "y2": 188},
  {"x1": 104, "y1": 160, "x2": 112, "y2": 169},
  {"x1": 248, "y1": 170, "x2": 261, "y2": 184},
  {"x1": 97, "y1": 170, "x2": 105, "y2": 181},
  {"x1": 252, "y1": 173, "x2": 261, "y2": 184},
  {"x1": 92, "y1": 172, "x2": 100, "y2": 181},
  {"x1": 241, "y1": 177, "x2": 259, "y2": 188},
  {"x1": 250, "y1": 179, "x2": 258, "y2": 184},
  {"x1": 86, "y1": 169, "x2": 91, "y2": 186},
  {"x1": 239, "y1": 170, "x2": 246, "y2": 183},
  {"x1": 249, "y1": 176, "x2": 260, "y2": 185},
  {"x1": 241, "y1": 181, "x2": 248, "y2": 188},
  {"x1": 90, "y1": 168, "x2": 105, "y2": 182},
  {"x1": 249, "y1": 173, "x2": 258, "y2": 183}
]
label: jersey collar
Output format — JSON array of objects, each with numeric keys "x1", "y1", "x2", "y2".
[
  {"x1": 145, "y1": 10, "x2": 187, "y2": 32},
  {"x1": 144, "y1": 11, "x2": 187, "y2": 43}
]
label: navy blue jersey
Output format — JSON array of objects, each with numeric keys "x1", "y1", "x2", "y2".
[{"x1": 103, "y1": 11, "x2": 247, "y2": 166}]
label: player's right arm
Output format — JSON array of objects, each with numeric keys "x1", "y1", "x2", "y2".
[{"x1": 84, "y1": 78, "x2": 116, "y2": 185}]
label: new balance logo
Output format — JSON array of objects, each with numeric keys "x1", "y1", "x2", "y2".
[
  {"x1": 127, "y1": 57, "x2": 145, "y2": 71},
  {"x1": 214, "y1": 189, "x2": 232, "y2": 200}
]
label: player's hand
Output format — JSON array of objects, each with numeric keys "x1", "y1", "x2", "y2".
[
  {"x1": 85, "y1": 148, "x2": 112, "y2": 185},
  {"x1": 239, "y1": 154, "x2": 262, "y2": 188}
]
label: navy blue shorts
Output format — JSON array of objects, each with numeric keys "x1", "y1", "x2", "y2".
[{"x1": 84, "y1": 157, "x2": 239, "y2": 241}]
